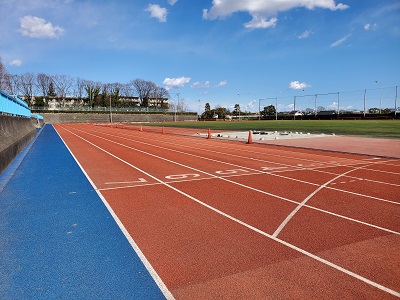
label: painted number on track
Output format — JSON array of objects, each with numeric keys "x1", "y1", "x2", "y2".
[
  {"x1": 215, "y1": 169, "x2": 249, "y2": 175},
  {"x1": 165, "y1": 173, "x2": 201, "y2": 180}
]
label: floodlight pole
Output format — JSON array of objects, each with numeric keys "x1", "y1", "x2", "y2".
[
  {"x1": 314, "y1": 94, "x2": 318, "y2": 118},
  {"x1": 170, "y1": 93, "x2": 180, "y2": 122},
  {"x1": 395, "y1": 86, "x2": 398, "y2": 118},
  {"x1": 363, "y1": 89, "x2": 367, "y2": 118},
  {"x1": 293, "y1": 96, "x2": 296, "y2": 120},
  {"x1": 109, "y1": 95, "x2": 113, "y2": 123}
]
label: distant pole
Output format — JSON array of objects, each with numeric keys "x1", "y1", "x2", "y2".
[
  {"x1": 177, "y1": 93, "x2": 180, "y2": 121},
  {"x1": 293, "y1": 96, "x2": 296, "y2": 120},
  {"x1": 169, "y1": 93, "x2": 180, "y2": 122},
  {"x1": 363, "y1": 89, "x2": 367, "y2": 117},
  {"x1": 314, "y1": 94, "x2": 317, "y2": 118},
  {"x1": 337, "y1": 92, "x2": 340, "y2": 117},
  {"x1": 275, "y1": 97, "x2": 278, "y2": 121},
  {"x1": 395, "y1": 86, "x2": 398, "y2": 118},
  {"x1": 109, "y1": 95, "x2": 113, "y2": 123}
]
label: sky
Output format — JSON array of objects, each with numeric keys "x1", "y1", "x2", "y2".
[{"x1": 1, "y1": 0, "x2": 399, "y2": 113}]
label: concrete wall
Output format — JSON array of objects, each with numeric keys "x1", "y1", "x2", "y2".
[
  {"x1": 41, "y1": 113, "x2": 198, "y2": 124},
  {"x1": 0, "y1": 115, "x2": 38, "y2": 174}
]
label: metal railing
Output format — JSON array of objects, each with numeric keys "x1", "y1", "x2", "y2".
[{"x1": 0, "y1": 89, "x2": 31, "y2": 118}]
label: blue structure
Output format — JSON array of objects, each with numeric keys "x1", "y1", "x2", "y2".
[
  {"x1": 0, "y1": 125, "x2": 168, "y2": 299},
  {"x1": 0, "y1": 89, "x2": 31, "y2": 118},
  {"x1": 31, "y1": 113, "x2": 44, "y2": 120}
]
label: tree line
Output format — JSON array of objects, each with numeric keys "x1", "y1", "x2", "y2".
[{"x1": 0, "y1": 58, "x2": 170, "y2": 108}]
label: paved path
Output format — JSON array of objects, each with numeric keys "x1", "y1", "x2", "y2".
[
  {"x1": 0, "y1": 125, "x2": 165, "y2": 299},
  {"x1": 262, "y1": 136, "x2": 400, "y2": 159}
]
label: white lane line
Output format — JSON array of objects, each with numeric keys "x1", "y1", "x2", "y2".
[
  {"x1": 90, "y1": 124, "x2": 369, "y2": 169},
  {"x1": 88, "y1": 125, "x2": 400, "y2": 193},
  {"x1": 54, "y1": 126, "x2": 175, "y2": 300},
  {"x1": 59, "y1": 125, "x2": 400, "y2": 298},
  {"x1": 70, "y1": 126, "x2": 400, "y2": 235},
  {"x1": 105, "y1": 178, "x2": 147, "y2": 185},
  {"x1": 359, "y1": 167, "x2": 400, "y2": 176},
  {"x1": 272, "y1": 160, "x2": 385, "y2": 238},
  {"x1": 87, "y1": 126, "x2": 400, "y2": 207}
]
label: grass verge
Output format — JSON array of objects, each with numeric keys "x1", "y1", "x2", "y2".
[{"x1": 144, "y1": 120, "x2": 400, "y2": 139}]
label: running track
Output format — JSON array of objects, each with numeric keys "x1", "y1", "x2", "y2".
[
  {"x1": 3, "y1": 123, "x2": 399, "y2": 299},
  {"x1": 54, "y1": 123, "x2": 400, "y2": 299}
]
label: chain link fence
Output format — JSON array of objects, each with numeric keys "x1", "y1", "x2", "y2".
[{"x1": 261, "y1": 86, "x2": 398, "y2": 118}]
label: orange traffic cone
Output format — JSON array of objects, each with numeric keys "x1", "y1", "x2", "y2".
[
  {"x1": 207, "y1": 128, "x2": 211, "y2": 139},
  {"x1": 140, "y1": 125, "x2": 143, "y2": 132},
  {"x1": 162, "y1": 126, "x2": 165, "y2": 134},
  {"x1": 247, "y1": 130, "x2": 253, "y2": 144}
]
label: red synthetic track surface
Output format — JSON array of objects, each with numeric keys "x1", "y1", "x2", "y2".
[{"x1": 54, "y1": 123, "x2": 400, "y2": 299}]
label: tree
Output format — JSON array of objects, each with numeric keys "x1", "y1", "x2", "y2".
[
  {"x1": 48, "y1": 81, "x2": 56, "y2": 97},
  {"x1": 36, "y1": 73, "x2": 53, "y2": 106},
  {"x1": 83, "y1": 80, "x2": 101, "y2": 107},
  {"x1": 19, "y1": 72, "x2": 36, "y2": 105},
  {"x1": 131, "y1": 79, "x2": 155, "y2": 107},
  {"x1": 74, "y1": 77, "x2": 86, "y2": 102},
  {"x1": 214, "y1": 106, "x2": 227, "y2": 119},
  {"x1": 52, "y1": 74, "x2": 74, "y2": 106},
  {"x1": 201, "y1": 102, "x2": 213, "y2": 119},
  {"x1": 233, "y1": 104, "x2": 241, "y2": 116},
  {"x1": 4, "y1": 74, "x2": 20, "y2": 95},
  {"x1": 0, "y1": 57, "x2": 8, "y2": 91},
  {"x1": 152, "y1": 86, "x2": 169, "y2": 109},
  {"x1": 261, "y1": 105, "x2": 276, "y2": 119},
  {"x1": 368, "y1": 107, "x2": 380, "y2": 114}
]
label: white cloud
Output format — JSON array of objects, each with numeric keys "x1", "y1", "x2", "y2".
[
  {"x1": 9, "y1": 59, "x2": 22, "y2": 66},
  {"x1": 246, "y1": 100, "x2": 257, "y2": 109},
  {"x1": 163, "y1": 76, "x2": 191, "y2": 90},
  {"x1": 289, "y1": 80, "x2": 311, "y2": 90},
  {"x1": 191, "y1": 81, "x2": 210, "y2": 89},
  {"x1": 298, "y1": 30, "x2": 312, "y2": 39},
  {"x1": 328, "y1": 102, "x2": 338, "y2": 109},
  {"x1": 146, "y1": 4, "x2": 168, "y2": 23},
  {"x1": 244, "y1": 16, "x2": 277, "y2": 29},
  {"x1": 364, "y1": 23, "x2": 377, "y2": 31},
  {"x1": 203, "y1": 0, "x2": 349, "y2": 24},
  {"x1": 19, "y1": 16, "x2": 64, "y2": 39},
  {"x1": 216, "y1": 80, "x2": 228, "y2": 87},
  {"x1": 330, "y1": 34, "x2": 351, "y2": 47},
  {"x1": 167, "y1": 0, "x2": 178, "y2": 6}
]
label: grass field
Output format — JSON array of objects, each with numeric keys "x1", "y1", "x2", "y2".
[{"x1": 146, "y1": 120, "x2": 400, "y2": 139}]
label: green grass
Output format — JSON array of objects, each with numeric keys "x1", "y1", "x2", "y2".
[{"x1": 148, "y1": 120, "x2": 400, "y2": 139}]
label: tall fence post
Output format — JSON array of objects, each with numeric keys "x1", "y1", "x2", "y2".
[
  {"x1": 293, "y1": 96, "x2": 296, "y2": 120},
  {"x1": 395, "y1": 86, "x2": 398, "y2": 118},
  {"x1": 363, "y1": 89, "x2": 367, "y2": 117},
  {"x1": 314, "y1": 94, "x2": 317, "y2": 118}
]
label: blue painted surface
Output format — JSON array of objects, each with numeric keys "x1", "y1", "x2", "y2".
[
  {"x1": 0, "y1": 125, "x2": 166, "y2": 299},
  {"x1": 0, "y1": 89, "x2": 31, "y2": 118}
]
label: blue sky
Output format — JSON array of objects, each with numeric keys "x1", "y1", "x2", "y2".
[{"x1": 1, "y1": 0, "x2": 399, "y2": 113}]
